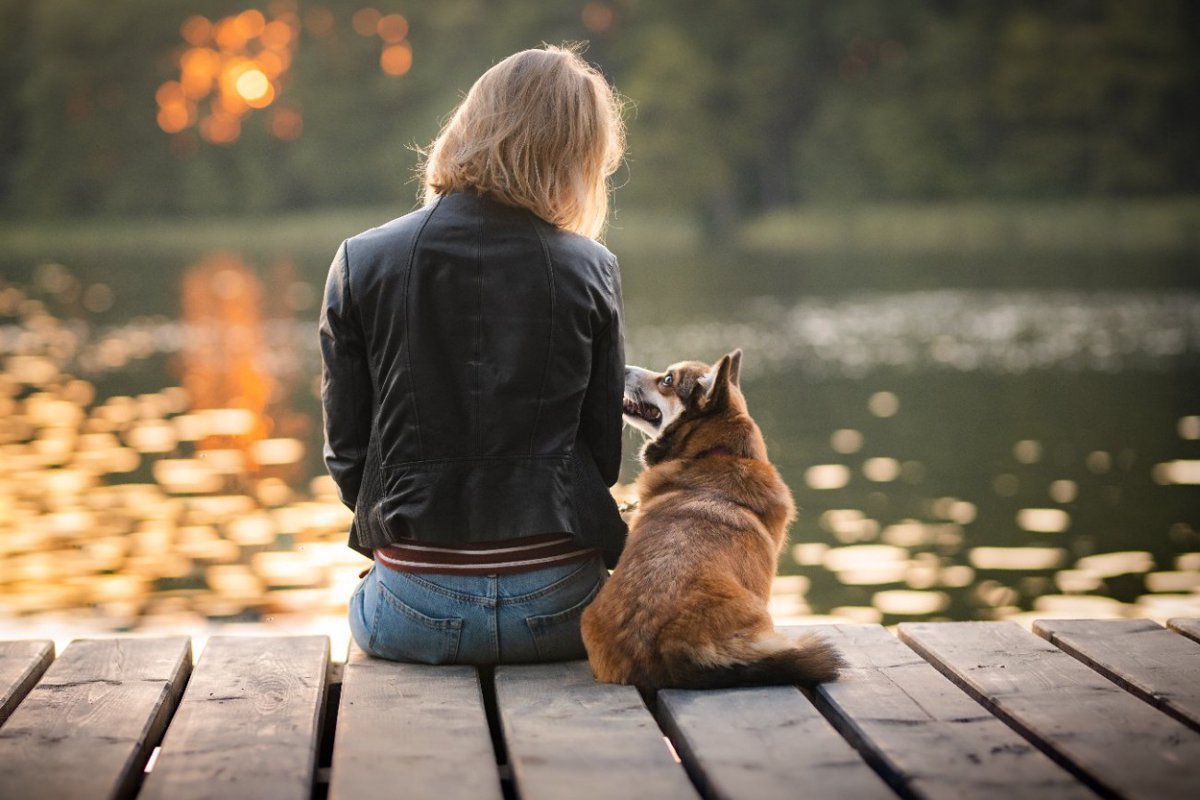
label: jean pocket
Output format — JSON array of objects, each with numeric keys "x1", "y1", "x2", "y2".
[
  {"x1": 369, "y1": 575, "x2": 464, "y2": 665},
  {"x1": 526, "y1": 572, "x2": 606, "y2": 661}
]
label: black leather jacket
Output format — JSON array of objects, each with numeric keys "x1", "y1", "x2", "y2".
[{"x1": 320, "y1": 190, "x2": 627, "y2": 565}]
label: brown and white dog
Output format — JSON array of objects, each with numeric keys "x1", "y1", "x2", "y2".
[{"x1": 581, "y1": 349, "x2": 842, "y2": 690}]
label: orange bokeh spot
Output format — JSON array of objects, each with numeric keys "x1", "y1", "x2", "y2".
[
  {"x1": 581, "y1": 2, "x2": 615, "y2": 33},
  {"x1": 236, "y1": 69, "x2": 271, "y2": 102},
  {"x1": 352, "y1": 8, "x2": 381, "y2": 37},
  {"x1": 245, "y1": 84, "x2": 275, "y2": 110},
  {"x1": 215, "y1": 18, "x2": 248, "y2": 51},
  {"x1": 377, "y1": 14, "x2": 408, "y2": 43},
  {"x1": 235, "y1": 9, "x2": 266, "y2": 39},
  {"x1": 260, "y1": 20, "x2": 293, "y2": 50},
  {"x1": 155, "y1": 81, "x2": 185, "y2": 107},
  {"x1": 380, "y1": 42, "x2": 412, "y2": 76},
  {"x1": 181, "y1": 46, "x2": 221, "y2": 77},
  {"x1": 200, "y1": 112, "x2": 241, "y2": 144},
  {"x1": 180, "y1": 15, "x2": 212, "y2": 46},
  {"x1": 157, "y1": 104, "x2": 190, "y2": 134},
  {"x1": 270, "y1": 108, "x2": 303, "y2": 141},
  {"x1": 182, "y1": 70, "x2": 214, "y2": 100},
  {"x1": 257, "y1": 50, "x2": 288, "y2": 78},
  {"x1": 217, "y1": 89, "x2": 250, "y2": 117}
]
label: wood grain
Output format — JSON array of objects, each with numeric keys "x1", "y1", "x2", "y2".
[
  {"x1": 139, "y1": 636, "x2": 329, "y2": 800},
  {"x1": 0, "y1": 636, "x2": 192, "y2": 800},
  {"x1": 496, "y1": 661, "x2": 697, "y2": 800},
  {"x1": 1168, "y1": 617, "x2": 1200, "y2": 645},
  {"x1": 803, "y1": 624, "x2": 1090, "y2": 800},
  {"x1": 657, "y1": 684, "x2": 892, "y2": 800},
  {"x1": 900, "y1": 620, "x2": 1200, "y2": 800},
  {"x1": 1035, "y1": 618, "x2": 1200, "y2": 731},
  {"x1": 329, "y1": 642, "x2": 501, "y2": 800},
  {"x1": 0, "y1": 639, "x2": 54, "y2": 725}
]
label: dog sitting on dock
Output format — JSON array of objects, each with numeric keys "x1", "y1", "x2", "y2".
[{"x1": 581, "y1": 350, "x2": 843, "y2": 690}]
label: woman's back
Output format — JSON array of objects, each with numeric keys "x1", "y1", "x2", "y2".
[{"x1": 323, "y1": 189, "x2": 625, "y2": 554}]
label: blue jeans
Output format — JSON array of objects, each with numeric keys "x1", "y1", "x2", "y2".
[{"x1": 348, "y1": 553, "x2": 609, "y2": 664}]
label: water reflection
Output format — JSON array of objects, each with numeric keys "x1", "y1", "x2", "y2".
[
  {"x1": 628, "y1": 289, "x2": 1200, "y2": 377},
  {"x1": 1, "y1": 258, "x2": 1198, "y2": 642}
]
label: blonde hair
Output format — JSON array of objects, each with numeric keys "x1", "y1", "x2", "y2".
[{"x1": 420, "y1": 44, "x2": 626, "y2": 240}]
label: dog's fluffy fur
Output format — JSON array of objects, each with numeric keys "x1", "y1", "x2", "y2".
[{"x1": 581, "y1": 350, "x2": 843, "y2": 690}]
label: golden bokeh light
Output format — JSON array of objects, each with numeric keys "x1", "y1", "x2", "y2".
[
  {"x1": 157, "y1": 104, "x2": 190, "y2": 134},
  {"x1": 159, "y1": 7, "x2": 416, "y2": 144},
  {"x1": 581, "y1": 2, "x2": 616, "y2": 33},
  {"x1": 214, "y1": 17, "x2": 249, "y2": 51},
  {"x1": 154, "y1": 81, "x2": 185, "y2": 107},
  {"x1": 234, "y1": 9, "x2": 266, "y2": 39},
  {"x1": 380, "y1": 42, "x2": 413, "y2": 76},
  {"x1": 235, "y1": 68, "x2": 271, "y2": 103},
  {"x1": 269, "y1": 108, "x2": 303, "y2": 141},
  {"x1": 256, "y1": 49, "x2": 289, "y2": 79},
  {"x1": 157, "y1": 7, "x2": 308, "y2": 145},
  {"x1": 260, "y1": 19, "x2": 293, "y2": 50},
  {"x1": 377, "y1": 14, "x2": 409, "y2": 43},
  {"x1": 352, "y1": 7, "x2": 382, "y2": 37},
  {"x1": 180, "y1": 15, "x2": 212, "y2": 46},
  {"x1": 199, "y1": 112, "x2": 241, "y2": 144}
]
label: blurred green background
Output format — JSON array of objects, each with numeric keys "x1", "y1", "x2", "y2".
[{"x1": 0, "y1": 0, "x2": 1198, "y2": 640}]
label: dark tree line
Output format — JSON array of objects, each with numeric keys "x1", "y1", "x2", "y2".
[{"x1": 1, "y1": 0, "x2": 1197, "y2": 222}]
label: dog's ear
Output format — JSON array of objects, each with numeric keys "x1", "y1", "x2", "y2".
[
  {"x1": 700, "y1": 350, "x2": 739, "y2": 409},
  {"x1": 727, "y1": 349, "x2": 742, "y2": 386}
]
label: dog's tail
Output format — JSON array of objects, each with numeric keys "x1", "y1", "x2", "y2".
[{"x1": 659, "y1": 630, "x2": 844, "y2": 690}]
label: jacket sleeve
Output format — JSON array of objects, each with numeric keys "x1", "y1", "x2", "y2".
[
  {"x1": 319, "y1": 240, "x2": 373, "y2": 510},
  {"x1": 578, "y1": 256, "x2": 625, "y2": 487}
]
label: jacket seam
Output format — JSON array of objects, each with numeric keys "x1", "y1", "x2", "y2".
[
  {"x1": 403, "y1": 198, "x2": 442, "y2": 458},
  {"x1": 474, "y1": 198, "x2": 484, "y2": 455},
  {"x1": 527, "y1": 216, "x2": 557, "y2": 456}
]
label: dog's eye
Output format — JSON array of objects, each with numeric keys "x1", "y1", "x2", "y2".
[{"x1": 660, "y1": 374, "x2": 674, "y2": 388}]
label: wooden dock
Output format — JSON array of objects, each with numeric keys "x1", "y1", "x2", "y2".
[{"x1": 1, "y1": 619, "x2": 1198, "y2": 799}]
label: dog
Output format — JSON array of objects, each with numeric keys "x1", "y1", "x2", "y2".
[{"x1": 581, "y1": 349, "x2": 843, "y2": 690}]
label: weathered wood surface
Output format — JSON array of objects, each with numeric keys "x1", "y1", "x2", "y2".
[
  {"x1": 0, "y1": 639, "x2": 53, "y2": 726},
  {"x1": 329, "y1": 642, "x2": 502, "y2": 800},
  {"x1": 139, "y1": 636, "x2": 329, "y2": 800},
  {"x1": 1035, "y1": 618, "x2": 1200, "y2": 732},
  {"x1": 657, "y1": 684, "x2": 892, "y2": 800},
  {"x1": 0, "y1": 637, "x2": 191, "y2": 800},
  {"x1": 1167, "y1": 617, "x2": 1200, "y2": 645},
  {"x1": 495, "y1": 661, "x2": 698, "y2": 800},
  {"x1": 805, "y1": 624, "x2": 1090, "y2": 800},
  {"x1": 900, "y1": 621, "x2": 1200, "y2": 800}
]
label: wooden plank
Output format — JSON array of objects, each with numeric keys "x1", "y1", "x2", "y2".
[
  {"x1": 496, "y1": 661, "x2": 698, "y2": 800},
  {"x1": 900, "y1": 621, "x2": 1200, "y2": 800},
  {"x1": 1168, "y1": 617, "x2": 1200, "y2": 645},
  {"x1": 139, "y1": 636, "x2": 329, "y2": 800},
  {"x1": 803, "y1": 625, "x2": 1089, "y2": 800},
  {"x1": 329, "y1": 642, "x2": 501, "y2": 800},
  {"x1": 657, "y1": 685, "x2": 893, "y2": 800},
  {"x1": 0, "y1": 636, "x2": 191, "y2": 800},
  {"x1": 0, "y1": 640, "x2": 54, "y2": 725},
  {"x1": 1035, "y1": 618, "x2": 1200, "y2": 731}
]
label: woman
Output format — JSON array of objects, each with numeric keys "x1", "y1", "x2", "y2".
[{"x1": 320, "y1": 45, "x2": 628, "y2": 664}]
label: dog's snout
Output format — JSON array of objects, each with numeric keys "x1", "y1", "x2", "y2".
[{"x1": 624, "y1": 365, "x2": 656, "y2": 386}]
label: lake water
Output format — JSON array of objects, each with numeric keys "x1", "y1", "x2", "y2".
[{"x1": 1, "y1": 229, "x2": 1198, "y2": 645}]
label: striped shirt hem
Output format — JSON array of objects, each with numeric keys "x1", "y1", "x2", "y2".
[{"x1": 373, "y1": 534, "x2": 595, "y2": 576}]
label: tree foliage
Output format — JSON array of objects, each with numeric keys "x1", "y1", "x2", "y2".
[{"x1": 1, "y1": 0, "x2": 1197, "y2": 220}]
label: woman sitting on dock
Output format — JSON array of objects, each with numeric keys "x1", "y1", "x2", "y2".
[{"x1": 320, "y1": 44, "x2": 628, "y2": 664}]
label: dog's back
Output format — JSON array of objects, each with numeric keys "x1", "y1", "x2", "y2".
[{"x1": 581, "y1": 351, "x2": 842, "y2": 690}]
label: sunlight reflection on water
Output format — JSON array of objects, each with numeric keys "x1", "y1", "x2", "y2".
[{"x1": 2, "y1": 270, "x2": 1199, "y2": 639}]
